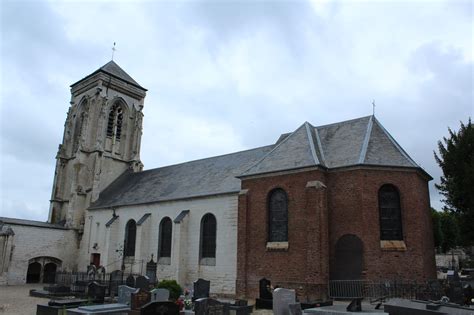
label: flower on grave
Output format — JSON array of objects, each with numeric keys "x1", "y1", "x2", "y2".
[{"x1": 184, "y1": 298, "x2": 193, "y2": 310}]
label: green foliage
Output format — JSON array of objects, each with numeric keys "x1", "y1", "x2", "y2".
[
  {"x1": 431, "y1": 208, "x2": 443, "y2": 249},
  {"x1": 156, "y1": 279, "x2": 183, "y2": 301},
  {"x1": 434, "y1": 118, "x2": 474, "y2": 245},
  {"x1": 439, "y1": 211, "x2": 460, "y2": 252}
]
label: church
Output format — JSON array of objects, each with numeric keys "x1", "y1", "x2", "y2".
[{"x1": 0, "y1": 61, "x2": 436, "y2": 299}]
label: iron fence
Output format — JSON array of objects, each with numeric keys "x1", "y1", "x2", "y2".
[{"x1": 328, "y1": 280, "x2": 444, "y2": 300}]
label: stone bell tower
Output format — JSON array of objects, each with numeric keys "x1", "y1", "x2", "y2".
[{"x1": 48, "y1": 61, "x2": 147, "y2": 228}]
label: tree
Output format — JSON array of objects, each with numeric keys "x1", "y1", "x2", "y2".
[
  {"x1": 431, "y1": 208, "x2": 443, "y2": 250},
  {"x1": 439, "y1": 211, "x2": 460, "y2": 253},
  {"x1": 434, "y1": 118, "x2": 474, "y2": 245}
]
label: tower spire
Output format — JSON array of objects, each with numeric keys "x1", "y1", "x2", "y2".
[{"x1": 111, "y1": 42, "x2": 117, "y2": 61}]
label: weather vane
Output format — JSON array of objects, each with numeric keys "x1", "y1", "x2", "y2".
[
  {"x1": 111, "y1": 42, "x2": 117, "y2": 61},
  {"x1": 372, "y1": 99, "x2": 376, "y2": 116}
]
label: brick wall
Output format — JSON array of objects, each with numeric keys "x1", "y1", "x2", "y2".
[{"x1": 236, "y1": 166, "x2": 436, "y2": 299}]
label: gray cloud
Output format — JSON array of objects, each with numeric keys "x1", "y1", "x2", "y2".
[{"x1": 0, "y1": 0, "x2": 471, "y2": 220}]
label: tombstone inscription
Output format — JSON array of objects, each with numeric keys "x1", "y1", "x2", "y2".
[{"x1": 273, "y1": 288, "x2": 296, "y2": 315}]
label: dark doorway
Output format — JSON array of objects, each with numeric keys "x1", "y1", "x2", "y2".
[
  {"x1": 26, "y1": 262, "x2": 42, "y2": 283},
  {"x1": 331, "y1": 234, "x2": 364, "y2": 280},
  {"x1": 91, "y1": 253, "x2": 100, "y2": 267},
  {"x1": 43, "y1": 263, "x2": 57, "y2": 283}
]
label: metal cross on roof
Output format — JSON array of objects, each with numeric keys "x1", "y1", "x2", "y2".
[
  {"x1": 111, "y1": 42, "x2": 117, "y2": 61},
  {"x1": 372, "y1": 99, "x2": 376, "y2": 116}
]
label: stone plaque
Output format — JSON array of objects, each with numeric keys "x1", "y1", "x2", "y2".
[
  {"x1": 193, "y1": 278, "x2": 210, "y2": 300},
  {"x1": 273, "y1": 288, "x2": 296, "y2": 315},
  {"x1": 140, "y1": 301, "x2": 180, "y2": 315},
  {"x1": 150, "y1": 288, "x2": 170, "y2": 302},
  {"x1": 131, "y1": 288, "x2": 151, "y2": 310},
  {"x1": 118, "y1": 285, "x2": 138, "y2": 305},
  {"x1": 109, "y1": 270, "x2": 124, "y2": 296}
]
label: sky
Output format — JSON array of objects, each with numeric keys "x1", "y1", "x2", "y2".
[{"x1": 0, "y1": 0, "x2": 472, "y2": 221}]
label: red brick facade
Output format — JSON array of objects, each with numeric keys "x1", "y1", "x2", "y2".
[{"x1": 236, "y1": 166, "x2": 436, "y2": 299}]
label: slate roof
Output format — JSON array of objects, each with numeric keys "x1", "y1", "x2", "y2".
[
  {"x1": 0, "y1": 217, "x2": 69, "y2": 230},
  {"x1": 71, "y1": 61, "x2": 146, "y2": 91},
  {"x1": 90, "y1": 116, "x2": 425, "y2": 210}
]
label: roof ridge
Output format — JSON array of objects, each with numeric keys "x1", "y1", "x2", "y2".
[
  {"x1": 358, "y1": 115, "x2": 374, "y2": 163},
  {"x1": 315, "y1": 115, "x2": 372, "y2": 130},
  {"x1": 304, "y1": 122, "x2": 320, "y2": 165},
  {"x1": 240, "y1": 123, "x2": 306, "y2": 176},
  {"x1": 313, "y1": 127, "x2": 326, "y2": 165},
  {"x1": 372, "y1": 117, "x2": 419, "y2": 167},
  {"x1": 138, "y1": 144, "x2": 276, "y2": 175}
]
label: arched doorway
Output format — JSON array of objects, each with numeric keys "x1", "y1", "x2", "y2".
[
  {"x1": 331, "y1": 234, "x2": 364, "y2": 280},
  {"x1": 26, "y1": 262, "x2": 42, "y2": 283},
  {"x1": 43, "y1": 262, "x2": 57, "y2": 283}
]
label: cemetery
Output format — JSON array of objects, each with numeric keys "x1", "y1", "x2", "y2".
[{"x1": 28, "y1": 264, "x2": 473, "y2": 315}]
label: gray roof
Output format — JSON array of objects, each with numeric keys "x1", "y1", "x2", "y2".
[
  {"x1": 91, "y1": 116, "x2": 425, "y2": 210},
  {"x1": 71, "y1": 61, "x2": 146, "y2": 91},
  {"x1": 0, "y1": 217, "x2": 69, "y2": 230},
  {"x1": 89, "y1": 145, "x2": 274, "y2": 209}
]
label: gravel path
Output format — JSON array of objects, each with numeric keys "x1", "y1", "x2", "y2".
[{"x1": 0, "y1": 284, "x2": 274, "y2": 315}]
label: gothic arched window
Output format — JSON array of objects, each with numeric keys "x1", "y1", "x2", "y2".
[
  {"x1": 379, "y1": 184, "x2": 403, "y2": 240},
  {"x1": 107, "y1": 103, "x2": 124, "y2": 141},
  {"x1": 268, "y1": 188, "x2": 288, "y2": 242},
  {"x1": 158, "y1": 217, "x2": 172, "y2": 258},
  {"x1": 200, "y1": 213, "x2": 216, "y2": 259},
  {"x1": 124, "y1": 220, "x2": 136, "y2": 257}
]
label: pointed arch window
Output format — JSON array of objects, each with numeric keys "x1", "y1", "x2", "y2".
[
  {"x1": 107, "y1": 103, "x2": 124, "y2": 141},
  {"x1": 379, "y1": 184, "x2": 403, "y2": 240},
  {"x1": 158, "y1": 217, "x2": 172, "y2": 258},
  {"x1": 200, "y1": 213, "x2": 216, "y2": 259},
  {"x1": 124, "y1": 220, "x2": 136, "y2": 257},
  {"x1": 268, "y1": 188, "x2": 288, "y2": 242}
]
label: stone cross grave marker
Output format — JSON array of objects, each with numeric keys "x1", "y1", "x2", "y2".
[
  {"x1": 118, "y1": 285, "x2": 138, "y2": 305},
  {"x1": 193, "y1": 278, "x2": 210, "y2": 300},
  {"x1": 150, "y1": 288, "x2": 170, "y2": 302},
  {"x1": 136, "y1": 275, "x2": 150, "y2": 290},
  {"x1": 140, "y1": 301, "x2": 180, "y2": 315},
  {"x1": 273, "y1": 288, "x2": 296, "y2": 315},
  {"x1": 194, "y1": 298, "x2": 229, "y2": 315},
  {"x1": 131, "y1": 288, "x2": 151, "y2": 310}
]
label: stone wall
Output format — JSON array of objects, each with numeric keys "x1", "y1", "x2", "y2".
[
  {"x1": 0, "y1": 223, "x2": 78, "y2": 285},
  {"x1": 80, "y1": 193, "x2": 238, "y2": 296}
]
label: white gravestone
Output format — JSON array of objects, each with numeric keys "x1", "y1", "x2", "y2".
[{"x1": 273, "y1": 288, "x2": 296, "y2": 315}]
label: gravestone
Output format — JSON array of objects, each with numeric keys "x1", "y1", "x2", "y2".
[
  {"x1": 194, "y1": 298, "x2": 229, "y2": 315},
  {"x1": 193, "y1": 278, "x2": 210, "y2": 301},
  {"x1": 135, "y1": 275, "x2": 150, "y2": 290},
  {"x1": 118, "y1": 285, "x2": 138, "y2": 305},
  {"x1": 150, "y1": 288, "x2": 170, "y2": 302},
  {"x1": 256, "y1": 278, "x2": 273, "y2": 309},
  {"x1": 273, "y1": 288, "x2": 296, "y2": 315},
  {"x1": 131, "y1": 288, "x2": 151, "y2": 310},
  {"x1": 140, "y1": 301, "x2": 180, "y2": 315},
  {"x1": 67, "y1": 303, "x2": 130, "y2": 314},
  {"x1": 87, "y1": 265, "x2": 96, "y2": 280},
  {"x1": 87, "y1": 281, "x2": 106, "y2": 303},
  {"x1": 126, "y1": 274, "x2": 136, "y2": 288},
  {"x1": 289, "y1": 303, "x2": 302, "y2": 315},
  {"x1": 109, "y1": 270, "x2": 124, "y2": 296},
  {"x1": 145, "y1": 258, "x2": 157, "y2": 284}
]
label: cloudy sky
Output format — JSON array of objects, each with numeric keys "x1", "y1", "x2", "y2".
[{"x1": 0, "y1": 0, "x2": 472, "y2": 221}]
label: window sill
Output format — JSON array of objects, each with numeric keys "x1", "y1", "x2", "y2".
[
  {"x1": 380, "y1": 240, "x2": 407, "y2": 251},
  {"x1": 158, "y1": 257, "x2": 171, "y2": 265},
  {"x1": 200, "y1": 257, "x2": 216, "y2": 266},
  {"x1": 266, "y1": 242, "x2": 289, "y2": 251}
]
